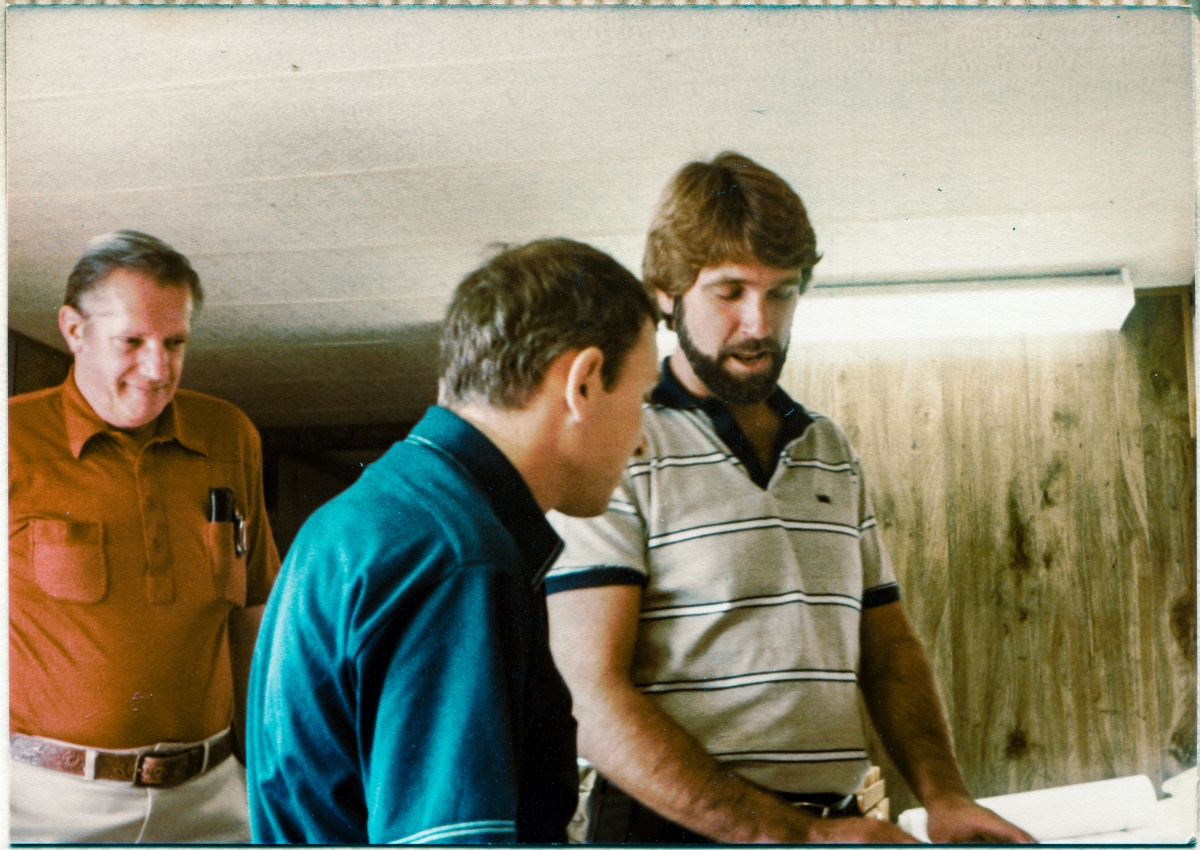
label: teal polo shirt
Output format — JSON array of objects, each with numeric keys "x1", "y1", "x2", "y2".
[{"x1": 247, "y1": 406, "x2": 578, "y2": 844}]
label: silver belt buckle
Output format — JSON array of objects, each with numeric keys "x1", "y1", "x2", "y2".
[{"x1": 132, "y1": 746, "x2": 199, "y2": 788}]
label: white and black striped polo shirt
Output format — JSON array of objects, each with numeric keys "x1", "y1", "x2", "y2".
[{"x1": 546, "y1": 366, "x2": 900, "y2": 796}]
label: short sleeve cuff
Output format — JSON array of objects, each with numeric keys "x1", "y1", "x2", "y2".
[
  {"x1": 863, "y1": 581, "x2": 901, "y2": 609},
  {"x1": 544, "y1": 566, "x2": 648, "y2": 595}
]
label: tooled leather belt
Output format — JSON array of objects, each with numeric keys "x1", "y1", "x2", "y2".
[{"x1": 9, "y1": 728, "x2": 234, "y2": 788}]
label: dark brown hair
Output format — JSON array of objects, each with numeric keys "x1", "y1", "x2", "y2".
[
  {"x1": 65, "y1": 230, "x2": 203, "y2": 315},
  {"x1": 643, "y1": 152, "x2": 821, "y2": 312},
  {"x1": 438, "y1": 238, "x2": 659, "y2": 410}
]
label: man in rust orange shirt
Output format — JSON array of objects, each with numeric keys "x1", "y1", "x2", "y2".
[{"x1": 9, "y1": 230, "x2": 280, "y2": 842}]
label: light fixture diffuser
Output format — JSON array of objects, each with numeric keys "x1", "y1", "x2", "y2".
[{"x1": 790, "y1": 270, "x2": 1135, "y2": 343}]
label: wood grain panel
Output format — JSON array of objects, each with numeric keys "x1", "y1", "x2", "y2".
[
  {"x1": 1019, "y1": 332, "x2": 1152, "y2": 788},
  {"x1": 7, "y1": 328, "x2": 71, "y2": 397},
  {"x1": 269, "y1": 454, "x2": 354, "y2": 559},
  {"x1": 780, "y1": 292, "x2": 1195, "y2": 815},
  {"x1": 933, "y1": 337, "x2": 1050, "y2": 799},
  {"x1": 1124, "y1": 295, "x2": 1197, "y2": 777}
]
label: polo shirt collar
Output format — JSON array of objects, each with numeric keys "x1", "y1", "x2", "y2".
[
  {"x1": 61, "y1": 368, "x2": 208, "y2": 459},
  {"x1": 157, "y1": 395, "x2": 208, "y2": 456},
  {"x1": 649, "y1": 358, "x2": 814, "y2": 488},
  {"x1": 409, "y1": 405, "x2": 563, "y2": 588}
]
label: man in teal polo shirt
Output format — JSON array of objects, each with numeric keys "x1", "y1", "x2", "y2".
[{"x1": 246, "y1": 238, "x2": 660, "y2": 843}]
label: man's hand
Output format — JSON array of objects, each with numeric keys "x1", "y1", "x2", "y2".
[
  {"x1": 804, "y1": 815, "x2": 920, "y2": 844},
  {"x1": 926, "y1": 795, "x2": 1036, "y2": 844}
]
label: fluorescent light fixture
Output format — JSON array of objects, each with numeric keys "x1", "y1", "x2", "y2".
[{"x1": 791, "y1": 269, "x2": 1135, "y2": 342}]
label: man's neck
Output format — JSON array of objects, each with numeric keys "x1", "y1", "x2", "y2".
[
  {"x1": 108, "y1": 420, "x2": 158, "y2": 455},
  {"x1": 727, "y1": 403, "x2": 783, "y2": 474},
  {"x1": 118, "y1": 420, "x2": 157, "y2": 439},
  {"x1": 448, "y1": 400, "x2": 560, "y2": 515},
  {"x1": 69, "y1": 370, "x2": 162, "y2": 448}
]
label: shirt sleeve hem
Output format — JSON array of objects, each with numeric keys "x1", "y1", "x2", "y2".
[
  {"x1": 544, "y1": 566, "x2": 648, "y2": 595},
  {"x1": 390, "y1": 819, "x2": 518, "y2": 844},
  {"x1": 863, "y1": 581, "x2": 901, "y2": 609}
]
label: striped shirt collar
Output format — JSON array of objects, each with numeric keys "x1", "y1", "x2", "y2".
[
  {"x1": 409, "y1": 405, "x2": 563, "y2": 587},
  {"x1": 649, "y1": 358, "x2": 814, "y2": 488}
]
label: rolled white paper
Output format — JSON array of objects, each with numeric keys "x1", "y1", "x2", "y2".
[
  {"x1": 1161, "y1": 766, "x2": 1196, "y2": 801},
  {"x1": 898, "y1": 775, "x2": 1158, "y2": 842}
]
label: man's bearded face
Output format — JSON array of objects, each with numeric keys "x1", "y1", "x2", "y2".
[{"x1": 674, "y1": 298, "x2": 788, "y2": 405}]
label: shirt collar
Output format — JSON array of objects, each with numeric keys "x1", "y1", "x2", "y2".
[
  {"x1": 61, "y1": 367, "x2": 207, "y2": 459},
  {"x1": 408, "y1": 405, "x2": 563, "y2": 589},
  {"x1": 158, "y1": 393, "x2": 208, "y2": 456},
  {"x1": 648, "y1": 358, "x2": 813, "y2": 487}
]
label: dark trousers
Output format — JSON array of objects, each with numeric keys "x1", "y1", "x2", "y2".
[
  {"x1": 587, "y1": 777, "x2": 860, "y2": 844},
  {"x1": 590, "y1": 778, "x2": 712, "y2": 844}
]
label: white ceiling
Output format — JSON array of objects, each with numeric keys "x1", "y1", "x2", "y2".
[{"x1": 6, "y1": 7, "x2": 1194, "y2": 428}]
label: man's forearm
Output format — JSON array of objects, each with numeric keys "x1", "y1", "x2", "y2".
[
  {"x1": 575, "y1": 674, "x2": 823, "y2": 843},
  {"x1": 548, "y1": 585, "x2": 805, "y2": 840},
  {"x1": 858, "y1": 603, "x2": 969, "y2": 806},
  {"x1": 550, "y1": 585, "x2": 916, "y2": 844}
]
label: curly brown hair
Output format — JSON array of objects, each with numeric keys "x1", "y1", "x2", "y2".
[{"x1": 643, "y1": 152, "x2": 821, "y2": 320}]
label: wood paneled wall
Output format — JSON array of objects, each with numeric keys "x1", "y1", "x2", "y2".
[
  {"x1": 268, "y1": 454, "x2": 355, "y2": 559},
  {"x1": 8, "y1": 329, "x2": 71, "y2": 398},
  {"x1": 781, "y1": 292, "x2": 1196, "y2": 813}
]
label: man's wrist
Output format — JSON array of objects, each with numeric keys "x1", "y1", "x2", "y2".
[
  {"x1": 921, "y1": 787, "x2": 975, "y2": 811},
  {"x1": 910, "y1": 766, "x2": 974, "y2": 812},
  {"x1": 695, "y1": 782, "x2": 822, "y2": 844},
  {"x1": 739, "y1": 805, "x2": 822, "y2": 844}
]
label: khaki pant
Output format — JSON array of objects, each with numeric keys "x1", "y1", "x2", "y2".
[{"x1": 10, "y1": 752, "x2": 250, "y2": 843}]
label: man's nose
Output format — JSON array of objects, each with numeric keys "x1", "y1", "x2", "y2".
[
  {"x1": 738, "y1": 294, "x2": 770, "y2": 338},
  {"x1": 138, "y1": 343, "x2": 170, "y2": 382}
]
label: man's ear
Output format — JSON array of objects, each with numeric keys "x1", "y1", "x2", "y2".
[
  {"x1": 563, "y1": 347, "x2": 605, "y2": 422},
  {"x1": 58, "y1": 305, "x2": 87, "y2": 355},
  {"x1": 655, "y1": 291, "x2": 676, "y2": 330},
  {"x1": 655, "y1": 291, "x2": 675, "y2": 316}
]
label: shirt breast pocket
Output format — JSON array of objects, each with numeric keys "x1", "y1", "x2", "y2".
[
  {"x1": 30, "y1": 519, "x2": 108, "y2": 604},
  {"x1": 205, "y1": 521, "x2": 247, "y2": 608}
]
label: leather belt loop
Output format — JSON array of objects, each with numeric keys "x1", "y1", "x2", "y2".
[
  {"x1": 83, "y1": 748, "x2": 97, "y2": 781},
  {"x1": 201, "y1": 738, "x2": 211, "y2": 774}
]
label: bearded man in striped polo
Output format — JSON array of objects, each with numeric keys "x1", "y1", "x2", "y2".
[{"x1": 543, "y1": 152, "x2": 1033, "y2": 845}]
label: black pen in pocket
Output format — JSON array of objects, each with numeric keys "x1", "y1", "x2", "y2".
[
  {"x1": 208, "y1": 487, "x2": 246, "y2": 557},
  {"x1": 208, "y1": 487, "x2": 235, "y2": 522}
]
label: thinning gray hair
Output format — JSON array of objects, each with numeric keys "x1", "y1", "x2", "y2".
[{"x1": 65, "y1": 230, "x2": 203, "y2": 315}]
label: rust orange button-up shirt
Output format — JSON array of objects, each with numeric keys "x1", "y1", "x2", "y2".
[{"x1": 9, "y1": 372, "x2": 280, "y2": 750}]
